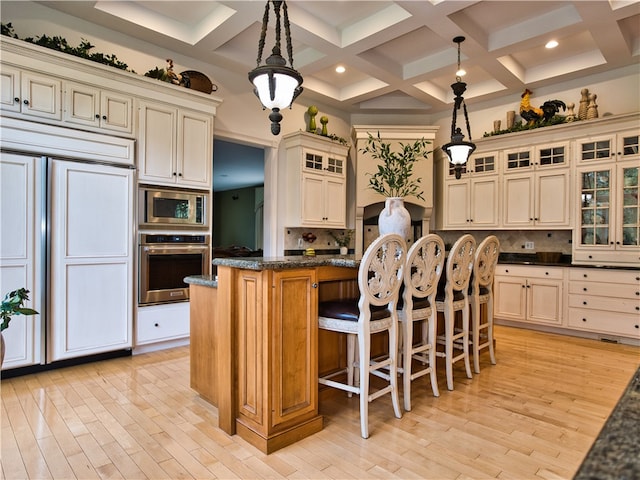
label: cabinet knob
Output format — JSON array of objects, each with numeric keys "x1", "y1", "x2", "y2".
[
  {"x1": 178, "y1": 173, "x2": 182, "y2": 177},
  {"x1": 583, "y1": 274, "x2": 588, "y2": 278},
  {"x1": 583, "y1": 301, "x2": 587, "y2": 305},
  {"x1": 534, "y1": 217, "x2": 539, "y2": 221},
  {"x1": 14, "y1": 97, "x2": 19, "y2": 103},
  {"x1": 154, "y1": 323, "x2": 159, "y2": 327},
  {"x1": 545, "y1": 272, "x2": 549, "y2": 275},
  {"x1": 95, "y1": 114, "x2": 100, "y2": 119},
  {"x1": 582, "y1": 318, "x2": 587, "y2": 322},
  {"x1": 23, "y1": 99, "x2": 29, "y2": 105},
  {"x1": 583, "y1": 287, "x2": 587, "y2": 291},
  {"x1": 102, "y1": 115, "x2": 107, "y2": 120},
  {"x1": 173, "y1": 172, "x2": 177, "y2": 176},
  {"x1": 312, "y1": 283, "x2": 318, "y2": 288},
  {"x1": 505, "y1": 269, "x2": 509, "y2": 273},
  {"x1": 525, "y1": 285, "x2": 529, "y2": 288}
]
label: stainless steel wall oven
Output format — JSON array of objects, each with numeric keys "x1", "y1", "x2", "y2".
[{"x1": 139, "y1": 234, "x2": 210, "y2": 305}]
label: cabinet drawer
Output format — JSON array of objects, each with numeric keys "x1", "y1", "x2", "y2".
[
  {"x1": 567, "y1": 308, "x2": 640, "y2": 338},
  {"x1": 569, "y1": 268, "x2": 640, "y2": 284},
  {"x1": 136, "y1": 302, "x2": 190, "y2": 345},
  {"x1": 569, "y1": 281, "x2": 640, "y2": 299},
  {"x1": 495, "y1": 264, "x2": 564, "y2": 279},
  {"x1": 568, "y1": 294, "x2": 639, "y2": 314}
]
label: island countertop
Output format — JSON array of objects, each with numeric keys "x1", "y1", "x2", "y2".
[{"x1": 212, "y1": 254, "x2": 360, "y2": 270}]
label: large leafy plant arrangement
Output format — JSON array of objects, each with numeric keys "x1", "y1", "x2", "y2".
[
  {"x1": 1, "y1": 288, "x2": 38, "y2": 332},
  {"x1": 360, "y1": 132, "x2": 431, "y2": 201}
]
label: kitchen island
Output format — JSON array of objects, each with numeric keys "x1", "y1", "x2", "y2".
[{"x1": 185, "y1": 255, "x2": 360, "y2": 453}]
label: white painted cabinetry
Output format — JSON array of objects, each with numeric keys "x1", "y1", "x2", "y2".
[
  {"x1": 279, "y1": 131, "x2": 349, "y2": 228},
  {"x1": 137, "y1": 101, "x2": 213, "y2": 189},
  {"x1": 502, "y1": 142, "x2": 571, "y2": 228},
  {"x1": 1, "y1": 65, "x2": 61, "y2": 121},
  {"x1": 443, "y1": 151, "x2": 499, "y2": 228},
  {"x1": 494, "y1": 264, "x2": 564, "y2": 326},
  {"x1": 0, "y1": 153, "x2": 42, "y2": 369},
  {"x1": 49, "y1": 159, "x2": 135, "y2": 361},
  {"x1": 63, "y1": 82, "x2": 133, "y2": 134},
  {"x1": 567, "y1": 268, "x2": 640, "y2": 340},
  {"x1": 573, "y1": 130, "x2": 639, "y2": 266}
]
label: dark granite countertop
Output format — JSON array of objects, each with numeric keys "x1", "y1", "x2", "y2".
[
  {"x1": 574, "y1": 367, "x2": 640, "y2": 479},
  {"x1": 499, "y1": 253, "x2": 639, "y2": 270},
  {"x1": 211, "y1": 254, "x2": 360, "y2": 271}
]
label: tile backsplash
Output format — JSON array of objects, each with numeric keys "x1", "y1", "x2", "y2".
[
  {"x1": 285, "y1": 226, "x2": 572, "y2": 255},
  {"x1": 433, "y1": 230, "x2": 572, "y2": 254}
]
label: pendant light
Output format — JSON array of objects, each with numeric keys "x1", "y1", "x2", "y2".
[
  {"x1": 442, "y1": 36, "x2": 476, "y2": 179},
  {"x1": 248, "y1": 0, "x2": 303, "y2": 135}
]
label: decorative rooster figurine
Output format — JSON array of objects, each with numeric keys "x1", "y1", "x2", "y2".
[{"x1": 520, "y1": 88, "x2": 566, "y2": 125}]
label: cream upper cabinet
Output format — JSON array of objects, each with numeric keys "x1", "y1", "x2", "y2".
[
  {"x1": 442, "y1": 151, "x2": 499, "y2": 229},
  {"x1": 494, "y1": 265, "x2": 564, "y2": 326},
  {"x1": 63, "y1": 82, "x2": 133, "y2": 134},
  {"x1": 573, "y1": 160, "x2": 639, "y2": 266},
  {"x1": 502, "y1": 142, "x2": 571, "y2": 228},
  {"x1": 138, "y1": 101, "x2": 213, "y2": 189},
  {"x1": 279, "y1": 131, "x2": 349, "y2": 229},
  {"x1": 1, "y1": 66, "x2": 61, "y2": 121}
]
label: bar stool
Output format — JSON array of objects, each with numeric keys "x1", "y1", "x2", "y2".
[
  {"x1": 397, "y1": 234, "x2": 445, "y2": 411},
  {"x1": 317, "y1": 233, "x2": 406, "y2": 439},
  {"x1": 435, "y1": 234, "x2": 476, "y2": 390},
  {"x1": 469, "y1": 235, "x2": 500, "y2": 373}
]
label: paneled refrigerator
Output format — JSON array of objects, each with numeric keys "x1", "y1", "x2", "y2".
[{"x1": 1, "y1": 119, "x2": 135, "y2": 371}]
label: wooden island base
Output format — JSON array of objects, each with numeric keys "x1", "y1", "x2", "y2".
[{"x1": 187, "y1": 260, "x2": 360, "y2": 453}]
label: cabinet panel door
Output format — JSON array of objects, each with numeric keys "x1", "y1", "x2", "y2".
[
  {"x1": 324, "y1": 177, "x2": 346, "y2": 227},
  {"x1": 301, "y1": 174, "x2": 325, "y2": 225},
  {"x1": 444, "y1": 181, "x2": 470, "y2": 228},
  {"x1": 270, "y1": 269, "x2": 318, "y2": 429},
  {"x1": 64, "y1": 82, "x2": 100, "y2": 128},
  {"x1": 177, "y1": 110, "x2": 212, "y2": 188},
  {"x1": 527, "y1": 280, "x2": 563, "y2": 325},
  {"x1": 138, "y1": 102, "x2": 176, "y2": 183},
  {"x1": 101, "y1": 91, "x2": 133, "y2": 133},
  {"x1": 494, "y1": 276, "x2": 526, "y2": 321},
  {"x1": 0, "y1": 65, "x2": 20, "y2": 112},
  {"x1": 21, "y1": 71, "x2": 61, "y2": 120},
  {"x1": 470, "y1": 177, "x2": 499, "y2": 227},
  {"x1": 503, "y1": 174, "x2": 533, "y2": 227},
  {"x1": 536, "y1": 170, "x2": 570, "y2": 227},
  {"x1": 0, "y1": 153, "x2": 41, "y2": 369},
  {"x1": 49, "y1": 160, "x2": 133, "y2": 361}
]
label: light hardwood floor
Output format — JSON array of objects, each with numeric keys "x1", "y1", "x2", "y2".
[{"x1": 2, "y1": 325, "x2": 639, "y2": 480}]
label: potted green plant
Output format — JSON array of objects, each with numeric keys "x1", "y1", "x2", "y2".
[
  {"x1": 1, "y1": 288, "x2": 38, "y2": 367},
  {"x1": 330, "y1": 229, "x2": 354, "y2": 254},
  {"x1": 359, "y1": 132, "x2": 431, "y2": 240}
]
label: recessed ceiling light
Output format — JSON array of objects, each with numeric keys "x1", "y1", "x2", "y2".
[
  {"x1": 545, "y1": 40, "x2": 559, "y2": 49},
  {"x1": 335, "y1": 66, "x2": 346, "y2": 73}
]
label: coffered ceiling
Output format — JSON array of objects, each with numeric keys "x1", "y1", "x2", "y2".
[{"x1": 33, "y1": 0, "x2": 640, "y2": 116}]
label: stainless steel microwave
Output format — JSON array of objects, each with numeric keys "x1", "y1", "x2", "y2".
[{"x1": 139, "y1": 187, "x2": 208, "y2": 228}]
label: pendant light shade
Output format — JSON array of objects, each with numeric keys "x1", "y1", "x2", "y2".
[
  {"x1": 442, "y1": 36, "x2": 476, "y2": 179},
  {"x1": 248, "y1": 0, "x2": 303, "y2": 135}
]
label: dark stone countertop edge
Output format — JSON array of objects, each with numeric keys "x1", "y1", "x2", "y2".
[
  {"x1": 185, "y1": 275, "x2": 218, "y2": 288},
  {"x1": 211, "y1": 254, "x2": 360, "y2": 271},
  {"x1": 573, "y1": 366, "x2": 640, "y2": 479}
]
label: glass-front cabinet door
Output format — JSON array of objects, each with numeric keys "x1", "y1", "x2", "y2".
[
  {"x1": 574, "y1": 162, "x2": 640, "y2": 265},
  {"x1": 619, "y1": 163, "x2": 639, "y2": 249}
]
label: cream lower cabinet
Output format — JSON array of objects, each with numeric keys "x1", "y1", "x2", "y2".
[
  {"x1": 137, "y1": 100, "x2": 213, "y2": 189},
  {"x1": 567, "y1": 268, "x2": 640, "y2": 340},
  {"x1": 494, "y1": 264, "x2": 564, "y2": 326}
]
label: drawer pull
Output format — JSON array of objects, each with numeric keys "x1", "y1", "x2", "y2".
[
  {"x1": 154, "y1": 323, "x2": 159, "y2": 327},
  {"x1": 583, "y1": 274, "x2": 588, "y2": 278},
  {"x1": 582, "y1": 318, "x2": 587, "y2": 322},
  {"x1": 635, "y1": 325, "x2": 639, "y2": 329},
  {"x1": 583, "y1": 301, "x2": 587, "y2": 305},
  {"x1": 583, "y1": 287, "x2": 587, "y2": 292}
]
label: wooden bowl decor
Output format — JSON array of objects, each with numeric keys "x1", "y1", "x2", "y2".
[{"x1": 180, "y1": 70, "x2": 218, "y2": 94}]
